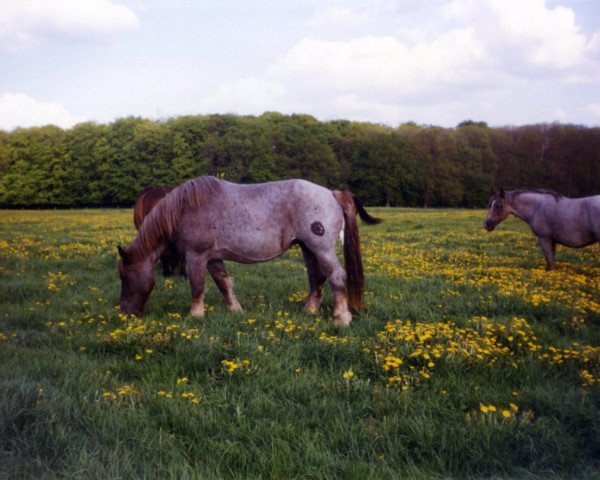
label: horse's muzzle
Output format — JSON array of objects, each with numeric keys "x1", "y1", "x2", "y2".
[{"x1": 483, "y1": 220, "x2": 496, "y2": 232}]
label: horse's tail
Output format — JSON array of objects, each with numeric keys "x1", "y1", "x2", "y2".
[{"x1": 333, "y1": 191, "x2": 382, "y2": 311}]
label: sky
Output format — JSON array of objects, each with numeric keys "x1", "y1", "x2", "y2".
[{"x1": 1, "y1": 0, "x2": 599, "y2": 131}]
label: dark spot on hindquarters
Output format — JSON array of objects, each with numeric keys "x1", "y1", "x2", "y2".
[{"x1": 311, "y1": 221, "x2": 325, "y2": 236}]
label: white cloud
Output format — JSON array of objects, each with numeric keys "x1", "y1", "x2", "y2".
[
  {"x1": 445, "y1": 0, "x2": 590, "y2": 71},
  {"x1": 0, "y1": 0, "x2": 139, "y2": 52},
  {"x1": 203, "y1": 0, "x2": 598, "y2": 125},
  {"x1": 588, "y1": 102, "x2": 600, "y2": 118},
  {"x1": 0, "y1": 93, "x2": 86, "y2": 130},
  {"x1": 197, "y1": 78, "x2": 285, "y2": 116},
  {"x1": 308, "y1": 5, "x2": 370, "y2": 28},
  {"x1": 269, "y1": 31, "x2": 487, "y2": 98}
]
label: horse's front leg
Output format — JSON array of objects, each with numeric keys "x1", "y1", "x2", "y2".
[
  {"x1": 207, "y1": 260, "x2": 243, "y2": 312},
  {"x1": 186, "y1": 252, "x2": 208, "y2": 316},
  {"x1": 538, "y1": 237, "x2": 556, "y2": 270}
]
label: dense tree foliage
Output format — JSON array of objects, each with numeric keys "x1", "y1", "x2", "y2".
[{"x1": 0, "y1": 114, "x2": 598, "y2": 207}]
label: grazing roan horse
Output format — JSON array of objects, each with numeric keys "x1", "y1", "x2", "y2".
[
  {"x1": 484, "y1": 189, "x2": 600, "y2": 270},
  {"x1": 133, "y1": 186, "x2": 186, "y2": 276},
  {"x1": 118, "y1": 176, "x2": 381, "y2": 326}
]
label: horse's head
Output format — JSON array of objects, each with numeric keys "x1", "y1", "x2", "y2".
[
  {"x1": 117, "y1": 245, "x2": 155, "y2": 317},
  {"x1": 484, "y1": 190, "x2": 510, "y2": 231}
]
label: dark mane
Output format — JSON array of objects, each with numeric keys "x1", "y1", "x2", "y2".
[
  {"x1": 130, "y1": 176, "x2": 222, "y2": 260},
  {"x1": 512, "y1": 189, "x2": 564, "y2": 201},
  {"x1": 133, "y1": 185, "x2": 175, "y2": 230}
]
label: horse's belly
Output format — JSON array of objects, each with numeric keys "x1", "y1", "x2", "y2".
[
  {"x1": 555, "y1": 230, "x2": 595, "y2": 248},
  {"x1": 218, "y1": 242, "x2": 290, "y2": 263},
  {"x1": 214, "y1": 227, "x2": 293, "y2": 263}
]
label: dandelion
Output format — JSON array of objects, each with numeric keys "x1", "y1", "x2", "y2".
[
  {"x1": 501, "y1": 409, "x2": 512, "y2": 418},
  {"x1": 480, "y1": 404, "x2": 489, "y2": 413},
  {"x1": 343, "y1": 369, "x2": 354, "y2": 379}
]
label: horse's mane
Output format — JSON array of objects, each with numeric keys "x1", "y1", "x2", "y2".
[
  {"x1": 129, "y1": 176, "x2": 222, "y2": 261},
  {"x1": 511, "y1": 189, "x2": 564, "y2": 201},
  {"x1": 133, "y1": 185, "x2": 175, "y2": 230}
]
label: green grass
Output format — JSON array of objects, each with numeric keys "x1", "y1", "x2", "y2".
[{"x1": 1, "y1": 208, "x2": 599, "y2": 479}]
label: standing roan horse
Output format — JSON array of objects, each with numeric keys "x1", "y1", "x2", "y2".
[
  {"x1": 118, "y1": 176, "x2": 381, "y2": 326},
  {"x1": 133, "y1": 185, "x2": 186, "y2": 276},
  {"x1": 484, "y1": 189, "x2": 600, "y2": 270}
]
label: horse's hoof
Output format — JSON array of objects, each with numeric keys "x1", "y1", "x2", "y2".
[
  {"x1": 228, "y1": 302, "x2": 243, "y2": 312},
  {"x1": 189, "y1": 303, "x2": 205, "y2": 317},
  {"x1": 333, "y1": 311, "x2": 352, "y2": 327},
  {"x1": 303, "y1": 305, "x2": 319, "y2": 315}
]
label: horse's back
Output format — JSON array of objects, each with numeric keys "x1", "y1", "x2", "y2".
[
  {"x1": 219, "y1": 178, "x2": 342, "y2": 238},
  {"x1": 177, "y1": 178, "x2": 342, "y2": 263}
]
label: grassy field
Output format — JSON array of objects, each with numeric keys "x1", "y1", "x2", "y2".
[{"x1": 1, "y1": 207, "x2": 599, "y2": 479}]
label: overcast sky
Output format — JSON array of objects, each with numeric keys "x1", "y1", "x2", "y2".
[{"x1": 1, "y1": 0, "x2": 599, "y2": 131}]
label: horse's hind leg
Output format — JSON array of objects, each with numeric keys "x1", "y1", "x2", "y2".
[
  {"x1": 207, "y1": 260, "x2": 242, "y2": 312},
  {"x1": 311, "y1": 247, "x2": 352, "y2": 326},
  {"x1": 300, "y1": 244, "x2": 327, "y2": 314},
  {"x1": 186, "y1": 252, "x2": 208, "y2": 317}
]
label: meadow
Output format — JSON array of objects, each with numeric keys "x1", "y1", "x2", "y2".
[{"x1": 1, "y1": 207, "x2": 599, "y2": 479}]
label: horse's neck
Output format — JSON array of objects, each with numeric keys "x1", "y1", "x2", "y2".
[
  {"x1": 509, "y1": 193, "x2": 542, "y2": 223},
  {"x1": 131, "y1": 238, "x2": 166, "y2": 265}
]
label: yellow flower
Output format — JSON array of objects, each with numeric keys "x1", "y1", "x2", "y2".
[
  {"x1": 480, "y1": 404, "x2": 489, "y2": 413},
  {"x1": 343, "y1": 369, "x2": 354, "y2": 379},
  {"x1": 501, "y1": 409, "x2": 512, "y2": 418}
]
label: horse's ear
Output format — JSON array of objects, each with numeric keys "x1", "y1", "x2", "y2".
[
  {"x1": 118, "y1": 245, "x2": 130, "y2": 264},
  {"x1": 499, "y1": 188, "x2": 505, "y2": 198}
]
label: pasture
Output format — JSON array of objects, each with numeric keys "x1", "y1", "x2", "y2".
[{"x1": 1, "y1": 208, "x2": 599, "y2": 479}]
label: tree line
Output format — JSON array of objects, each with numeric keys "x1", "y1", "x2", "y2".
[{"x1": 0, "y1": 113, "x2": 598, "y2": 208}]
